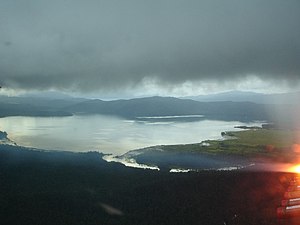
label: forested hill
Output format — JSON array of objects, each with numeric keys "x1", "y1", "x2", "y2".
[
  {"x1": 0, "y1": 94, "x2": 298, "y2": 124},
  {"x1": 0, "y1": 95, "x2": 82, "y2": 117},
  {"x1": 64, "y1": 96, "x2": 270, "y2": 122},
  {"x1": 185, "y1": 91, "x2": 300, "y2": 105}
]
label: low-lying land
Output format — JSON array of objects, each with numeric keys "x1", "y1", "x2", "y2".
[
  {"x1": 0, "y1": 144, "x2": 295, "y2": 225},
  {"x1": 123, "y1": 128, "x2": 300, "y2": 171},
  {"x1": 1, "y1": 128, "x2": 300, "y2": 224},
  {"x1": 162, "y1": 129, "x2": 299, "y2": 159}
]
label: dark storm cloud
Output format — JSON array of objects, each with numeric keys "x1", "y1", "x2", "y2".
[{"x1": 0, "y1": 0, "x2": 300, "y2": 92}]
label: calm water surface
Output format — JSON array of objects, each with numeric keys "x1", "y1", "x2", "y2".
[{"x1": 0, "y1": 115, "x2": 261, "y2": 155}]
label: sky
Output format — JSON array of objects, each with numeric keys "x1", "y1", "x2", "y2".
[{"x1": 0, "y1": 0, "x2": 300, "y2": 98}]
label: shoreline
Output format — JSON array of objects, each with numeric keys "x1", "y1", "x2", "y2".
[
  {"x1": 0, "y1": 144, "x2": 294, "y2": 225},
  {"x1": 0, "y1": 115, "x2": 264, "y2": 155},
  {"x1": 1, "y1": 123, "x2": 298, "y2": 173}
]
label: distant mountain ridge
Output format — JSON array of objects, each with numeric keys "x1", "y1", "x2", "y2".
[
  {"x1": 0, "y1": 92, "x2": 299, "y2": 125},
  {"x1": 0, "y1": 94, "x2": 83, "y2": 117},
  {"x1": 64, "y1": 96, "x2": 269, "y2": 122},
  {"x1": 184, "y1": 91, "x2": 300, "y2": 104}
]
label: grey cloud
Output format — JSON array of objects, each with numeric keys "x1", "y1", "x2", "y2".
[{"x1": 0, "y1": 0, "x2": 300, "y2": 92}]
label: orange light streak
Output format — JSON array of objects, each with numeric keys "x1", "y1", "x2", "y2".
[{"x1": 289, "y1": 165, "x2": 300, "y2": 174}]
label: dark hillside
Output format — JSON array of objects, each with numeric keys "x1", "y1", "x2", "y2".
[
  {"x1": 0, "y1": 145, "x2": 293, "y2": 225},
  {"x1": 0, "y1": 102, "x2": 72, "y2": 117},
  {"x1": 65, "y1": 96, "x2": 270, "y2": 122},
  {"x1": 1, "y1": 95, "x2": 298, "y2": 124}
]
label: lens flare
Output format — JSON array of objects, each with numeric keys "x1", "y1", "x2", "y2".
[{"x1": 290, "y1": 165, "x2": 300, "y2": 174}]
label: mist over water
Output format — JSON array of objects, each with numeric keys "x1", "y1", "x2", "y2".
[{"x1": 0, "y1": 115, "x2": 262, "y2": 155}]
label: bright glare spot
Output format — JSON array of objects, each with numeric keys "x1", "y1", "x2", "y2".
[{"x1": 290, "y1": 165, "x2": 300, "y2": 173}]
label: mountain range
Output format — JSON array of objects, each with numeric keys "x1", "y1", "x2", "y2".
[
  {"x1": 183, "y1": 91, "x2": 300, "y2": 104},
  {"x1": 0, "y1": 91, "x2": 299, "y2": 125}
]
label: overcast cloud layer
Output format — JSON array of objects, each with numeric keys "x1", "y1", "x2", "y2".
[{"x1": 0, "y1": 0, "x2": 300, "y2": 95}]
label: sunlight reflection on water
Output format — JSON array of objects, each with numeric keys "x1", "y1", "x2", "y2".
[{"x1": 0, "y1": 115, "x2": 262, "y2": 155}]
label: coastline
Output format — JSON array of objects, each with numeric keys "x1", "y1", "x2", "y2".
[
  {"x1": 0, "y1": 143, "x2": 293, "y2": 225},
  {"x1": 1, "y1": 126, "x2": 298, "y2": 224},
  {"x1": 2, "y1": 125, "x2": 298, "y2": 173}
]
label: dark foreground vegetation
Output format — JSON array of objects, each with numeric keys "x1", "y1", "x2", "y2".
[{"x1": 0, "y1": 144, "x2": 296, "y2": 225}]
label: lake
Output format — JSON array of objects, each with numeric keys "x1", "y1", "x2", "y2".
[{"x1": 0, "y1": 115, "x2": 261, "y2": 155}]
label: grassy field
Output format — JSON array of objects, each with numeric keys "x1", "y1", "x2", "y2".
[{"x1": 161, "y1": 128, "x2": 300, "y2": 162}]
